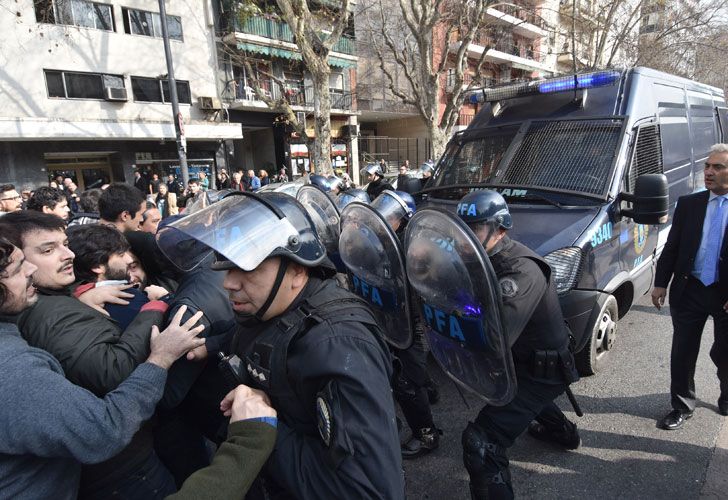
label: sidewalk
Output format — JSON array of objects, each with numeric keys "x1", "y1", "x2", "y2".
[{"x1": 701, "y1": 417, "x2": 728, "y2": 498}]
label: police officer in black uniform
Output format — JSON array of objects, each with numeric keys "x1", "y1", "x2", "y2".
[
  {"x1": 370, "y1": 190, "x2": 440, "y2": 458},
  {"x1": 363, "y1": 164, "x2": 394, "y2": 200},
  {"x1": 163, "y1": 192, "x2": 404, "y2": 499},
  {"x1": 456, "y1": 190, "x2": 580, "y2": 500}
]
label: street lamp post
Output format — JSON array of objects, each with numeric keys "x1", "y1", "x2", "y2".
[{"x1": 158, "y1": 0, "x2": 189, "y2": 185}]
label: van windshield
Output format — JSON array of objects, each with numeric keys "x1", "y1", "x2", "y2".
[{"x1": 430, "y1": 118, "x2": 624, "y2": 201}]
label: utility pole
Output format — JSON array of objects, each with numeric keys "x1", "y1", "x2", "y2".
[{"x1": 158, "y1": 0, "x2": 189, "y2": 185}]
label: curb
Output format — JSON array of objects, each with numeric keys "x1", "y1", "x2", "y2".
[{"x1": 701, "y1": 417, "x2": 728, "y2": 498}]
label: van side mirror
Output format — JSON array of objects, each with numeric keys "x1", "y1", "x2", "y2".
[{"x1": 620, "y1": 174, "x2": 669, "y2": 224}]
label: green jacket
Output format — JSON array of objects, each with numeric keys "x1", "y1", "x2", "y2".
[{"x1": 169, "y1": 420, "x2": 277, "y2": 500}]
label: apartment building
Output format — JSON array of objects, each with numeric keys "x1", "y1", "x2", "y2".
[
  {"x1": 354, "y1": 0, "x2": 558, "y2": 167},
  {"x1": 0, "y1": 0, "x2": 241, "y2": 189},
  {"x1": 214, "y1": 1, "x2": 359, "y2": 177}
]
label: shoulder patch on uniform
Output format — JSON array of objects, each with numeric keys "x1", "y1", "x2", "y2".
[
  {"x1": 316, "y1": 396, "x2": 332, "y2": 447},
  {"x1": 499, "y1": 277, "x2": 519, "y2": 297}
]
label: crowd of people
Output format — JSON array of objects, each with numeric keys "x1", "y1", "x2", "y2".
[
  {"x1": 0, "y1": 152, "x2": 598, "y2": 500},
  {"x1": 0, "y1": 158, "x2": 438, "y2": 500}
]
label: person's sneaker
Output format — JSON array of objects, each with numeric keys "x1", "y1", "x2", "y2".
[
  {"x1": 401, "y1": 427, "x2": 441, "y2": 459},
  {"x1": 527, "y1": 421, "x2": 581, "y2": 450}
]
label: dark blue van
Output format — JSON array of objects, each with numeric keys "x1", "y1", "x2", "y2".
[{"x1": 421, "y1": 67, "x2": 728, "y2": 374}]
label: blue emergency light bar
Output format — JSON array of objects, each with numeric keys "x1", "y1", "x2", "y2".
[{"x1": 467, "y1": 70, "x2": 621, "y2": 104}]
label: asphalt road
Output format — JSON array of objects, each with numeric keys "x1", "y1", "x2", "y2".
[{"x1": 403, "y1": 294, "x2": 726, "y2": 499}]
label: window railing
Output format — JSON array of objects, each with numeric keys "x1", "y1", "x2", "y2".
[
  {"x1": 224, "y1": 79, "x2": 354, "y2": 110},
  {"x1": 490, "y1": 4, "x2": 549, "y2": 31},
  {"x1": 231, "y1": 15, "x2": 355, "y2": 55},
  {"x1": 474, "y1": 34, "x2": 547, "y2": 63}
]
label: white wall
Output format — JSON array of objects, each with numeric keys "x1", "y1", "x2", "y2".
[{"x1": 0, "y1": 0, "x2": 220, "y2": 128}]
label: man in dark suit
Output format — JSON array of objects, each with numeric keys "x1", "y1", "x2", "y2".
[
  {"x1": 652, "y1": 143, "x2": 728, "y2": 430},
  {"x1": 133, "y1": 170, "x2": 150, "y2": 195}
]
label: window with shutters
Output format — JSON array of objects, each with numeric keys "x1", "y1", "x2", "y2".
[{"x1": 628, "y1": 123, "x2": 663, "y2": 192}]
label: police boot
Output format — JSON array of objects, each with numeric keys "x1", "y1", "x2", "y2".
[
  {"x1": 401, "y1": 427, "x2": 441, "y2": 459},
  {"x1": 527, "y1": 419, "x2": 580, "y2": 450},
  {"x1": 462, "y1": 422, "x2": 514, "y2": 500}
]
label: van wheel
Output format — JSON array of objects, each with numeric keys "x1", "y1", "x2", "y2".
[{"x1": 576, "y1": 295, "x2": 618, "y2": 376}]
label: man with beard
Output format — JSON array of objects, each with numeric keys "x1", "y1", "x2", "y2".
[
  {"x1": 0, "y1": 211, "x2": 179, "y2": 499},
  {"x1": 67, "y1": 225, "x2": 169, "y2": 330},
  {"x1": 157, "y1": 192, "x2": 403, "y2": 499},
  {"x1": 0, "y1": 236, "x2": 208, "y2": 500},
  {"x1": 99, "y1": 183, "x2": 177, "y2": 291}
]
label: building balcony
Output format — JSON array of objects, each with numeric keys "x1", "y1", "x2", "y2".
[
  {"x1": 485, "y1": 5, "x2": 548, "y2": 39},
  {"x1": 222, "y1": 79, "x2": 356, "y2": 113},
  {"x1": 450, "y1": 39, "x2": 552, "y2": 74},
  {"x1": 223, "y1": 15, "x2": 357, "y2": 67}
]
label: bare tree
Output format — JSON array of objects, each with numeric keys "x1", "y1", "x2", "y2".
[
  {"x1": 220, "y1": 0, "x2": 353, "y2": 176},
  {"x1": 556, "y1": 0, "x2": 728, "y2": 73},
  {"x1": 363, "y1": 0, "x2": 547, "y2": 160}
]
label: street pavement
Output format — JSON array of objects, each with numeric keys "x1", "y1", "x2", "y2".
[{"x1": 402, "y1": 294, "x2": 727, "y2": 499}]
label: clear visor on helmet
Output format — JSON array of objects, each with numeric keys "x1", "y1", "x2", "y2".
[
  {"x1": 468, "y1": 220, "x2": 499, "y2": 247},
  {"x1": 371, "y1": 191, "x2": 411, "y2": 229},
  {"x1": 157, "y1": 195, "x2": 299, "y2": 272}
]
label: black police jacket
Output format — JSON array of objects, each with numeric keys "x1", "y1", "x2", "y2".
[
  {"x1": 490, "y1": 236, "x2": 578, "y2": 385},
  {"x1": 231, "y1": 277, "x2": 404, "y2": 500},
  {"x1": 365, "y1": 177, "x2": 393, "y2": 200}
]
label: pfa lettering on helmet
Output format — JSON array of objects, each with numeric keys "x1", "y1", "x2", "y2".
[{"x1": 457, "y1": 203, "x2": 478, "y2": 218}]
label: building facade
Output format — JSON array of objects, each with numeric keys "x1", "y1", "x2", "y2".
[
  {"x1": 0, "y1": 0, "x2": 242, "y2": 189},
  {"x1": 354, "y1": 0, "x2": 558, "y2": 168},
  {"x1": 213, "y1": 2, "x2": 359, "y2": 179}
]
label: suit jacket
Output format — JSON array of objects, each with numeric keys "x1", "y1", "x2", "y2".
[{"x1": 655, "y1": 190, "x2": 728, "y2": 304}]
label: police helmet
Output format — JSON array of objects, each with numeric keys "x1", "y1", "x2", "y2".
[
  {"x1": 336, "y1": 189, "x2": 370, "y2": 210},
  {"x1": 371, "y1": 189, "x2": 416, "y2": 224},
  {"x1": 309, "y1": 174, "x2": 331, "y2": 192},
  {"x1": 456, "y1": 190, "x2": 513, "y2": 230},
  {"x1": 157, "y1": 191, "x2": 329, "y2": 274},
  {"x1": 362, "y1": 163, "x2": 383, "y2": 178},
  {"x1": 327, "y1": 175, "x2": 344, "y2": 193},
  {"x1": 419, "y1": 160, "x2": 435, "y2": 174}
]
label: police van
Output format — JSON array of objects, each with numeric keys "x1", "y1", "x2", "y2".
[{"x1": 421, "y1": 67, "x2": 728, "y2": 375}]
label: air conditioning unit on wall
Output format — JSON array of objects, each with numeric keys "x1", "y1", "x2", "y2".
[
  {"x1": 105, "y1": 87, "x2": 128, "y2": 101},
  {"x1": 198, "y1": 96, "x2": 222, "y2": 110}
]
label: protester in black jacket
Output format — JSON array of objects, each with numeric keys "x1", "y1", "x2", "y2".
[{"x1": 0, "y1": 212, "x2": 177, "y2": 499}]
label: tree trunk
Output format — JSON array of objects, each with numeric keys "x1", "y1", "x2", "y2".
[
  {"x1": 430, "y1": 125, "x2": 449, "y2": 163},
  {"x1": 311, "y1": 68, "x2": 333, "y2": 176}
]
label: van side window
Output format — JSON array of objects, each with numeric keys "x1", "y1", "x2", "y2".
[
  {"x1": 688, "y1": 102, "x2": 717, "y2": 161},
  {"x1": 658, "y1": 104, "x2": 690, "y2": 169},
  {"x1": 717, "y1": 107, "x2": 728, "y2": 142},
  {"x1": 628, "y1": 124, "x2": 663, "y2": 192}
]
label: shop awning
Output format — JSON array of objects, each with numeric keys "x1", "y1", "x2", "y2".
[{"x1": 237, "y1": 42, "x2": 356, "y2": 69}]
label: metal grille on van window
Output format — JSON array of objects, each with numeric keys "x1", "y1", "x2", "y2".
[
  {"x1": 498, "y1": 119, "x2": 623, "y2": 196},
  {"x1": 628, "y1": 124, "x2": 662, "y2": 192}
]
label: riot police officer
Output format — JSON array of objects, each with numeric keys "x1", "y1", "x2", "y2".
[
  {"x1": 157, "y1": 192, "x2": 403, "y2": 499},
  {"x1": 370, "y1": 190, "x2": 440, "y2": 458},
  {"x1": 456, "y1": 190, "x2": 580, "y2": 500},
  {"x1": 363, "y1": 164, "x2": 394, "y2": 200}
]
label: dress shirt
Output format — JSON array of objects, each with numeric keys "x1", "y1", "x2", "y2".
[{"x1": 692, "y1": 192, "x2": 728, "y2": 279}]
